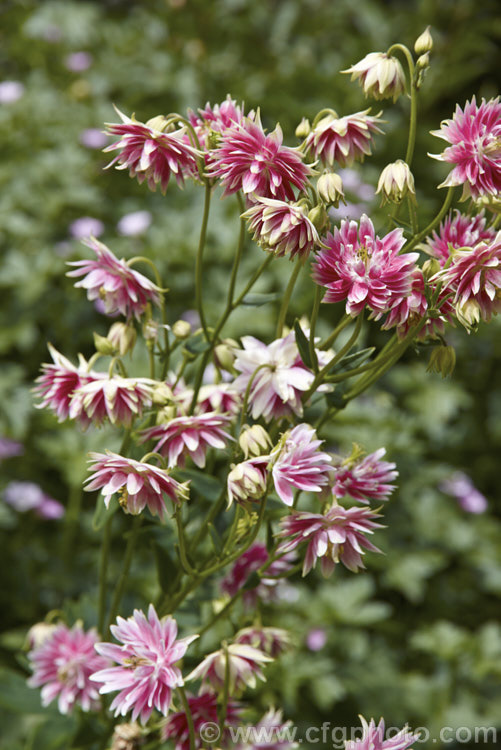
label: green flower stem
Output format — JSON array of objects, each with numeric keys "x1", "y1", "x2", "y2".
[
  {"x1": 228, "y1": 193, "x2": 247, "y2": 304},
  {"x1": 177, "y1": 685, "x2": 197, "y2": 750},
  {"x1": 238, "y1": 363, "x2": 269, "y2": 434},
  {"x1": 276, "y1": 260, "x2": 303, "y2": 338},
  {"x1": 189, "y1": 486, "x2": 227, "y2": 554},
  {"x1": 315, "y1": 406, "x2": 339, "y2": 431},
  {"x1": 98, "y1": 516, "x2": 113, "y2": 636},
  {"x1": 319, "y1": 313, "x2": 352, "y2": 350},
  {"x1": 147, "y1": 341, "x2": 156, "y2": 379},
  {"x1": 175, "y1": 507, "x2": 197, "y2": 576},
  {"x1": 387, "y1": 43, "x2": 417, "y2": 167},
  {"x1": 105, "y1": 515, "x2": 142, "y2": 636},
  {"x1": 219, "y1": 642, "x2": 231, "y2": 736},
  {"x1": 197, "y1": 591, "x2": 242, "y2": 641},
  {"x1": 406, "y1": 186, "x2": 456, "y2": 252},
  {"x1": 309, "y1": 286, "x2": 322, "y2": 372},
  {"x1": 196, "y1": 181, "x2": 212, "y2": 340}
]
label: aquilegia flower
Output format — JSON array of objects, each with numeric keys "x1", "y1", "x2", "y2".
[
  {"x1": 227, "y1": 456, "x2": 269, "y2": 507},
  {"x1": 207, "y1": 114, "x2": 312, "y2": 200},
  {"x1": 91, "y1": 605, "x2": 198, "y2": 724},
  {"x1": 69, "y1": 377, "x2": 154, "y2": 429},
  {"x1": 221, "y1": 542, "x2": 295, "y2": 608},
  {"x1": 104, "y1": 108, "x2": 200, "y2": 192},
  {"x1": 278, "y1": 504, "x2": 383, "y2": 576},
  {"x1": 140, "y1": 412, "x2": 233, "y2": 468},
  {"x1": 304, "y1": 109, "x2": 384, "y2": 168},
  {"x1": 423, "y1": 210, "x2": 496, "y2": 266},
  {"x1": 429, "y1": 97, "x2": 501, "y2": 199},
  {"x1": 162, "y1": 692, "x2": 241, "y2": 750},
  {"x1": 242, "y1": 197, "x2": 320, "y2": 260},
  {"x1": 67, "y1": 237, "x2": 162, "y2": 320},
  {"x1": 85, "y1": 451, "x2": 189, "y2": 518},
  {"x1": 312, "y1": 214, "x2": 418, "y2": 316},
  {"x1": 188, "y1": 95, "x2": 248, "y2": 150},
  {"x1": 187, "y1": 643, "x2": 272, "y2": 693},
  {"x1": 234, "y1": 627, "x2": 292, "y2": 658},
  {"x1": 3, "y1": 481, "x2": 65, "y2": 519},
  {"x1": 271, "y1": 424, "x2": 332, "y2": 506},
  {"x1": 342, "y1": 52, "x2": 406, "y2": 101},
  {"x1": 346, "y1": 716, "x2": 419, "y2": 750},
  {"x1": 238, "y1": 708, "x2": 299, "y2": 750},
  {"x1": 332, "y1": 447, "x2": 397, "y2": 503},
  {"x1": 28, "y1": 623, "x2": 108, "y2": 715}
]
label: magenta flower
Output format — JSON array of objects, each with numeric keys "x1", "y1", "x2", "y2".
[
  {"x1": 91, "y1": 605, "x2": 198, "y2": 724},
  {"x1": 163, "y1": 693, "x2": 240, "y2": 750},
  {"x1": 69, "y1": 377, "x2": 154, "y2": 429},
  {"x1": 221, "y1": 542, "x2": 294, "y2": 608},
  {"x1": 424, "y1": 210, "x2": 496, "y2": 266},
  {"x1": 67, "y1": 237, "x2": 162, "y2": 320},
  {"x1": 304, "y1": 109, "x2": 384, "y2": 167},
  {"x1": 347, "y1": 717, "x2": 419, "y2": 750},
  {"x1": 3, "y1": 481, "x2": 65, "y2": 519},
  {"x1": 271, "y1": 424, "x2": 332, "y2": 506},
  {"x1": 332, "y1": 448, "x2": 397, "y2": 503},
  {"x1": 312, "y1": 214, "x2": 419, "y2": 316},
  {"x1": 85, "y1": 452, "x2": 189, "y2": 518},
  {"x1": 278, "y1": 504, "x2": 383, "y2": 576},
  {"x1": 28, "y1": 623, "x2": 108, "y2": 715},
  {"x1": 188, "y1": 95, "x2": 248, "y2": 149},
  {"x1": 187, "y1": 643, "x2": 272, "y2": 692},
  {"x1": 242, "y1": 197, "x2": 319, "y2": 260},
  {"x1": 379, "y1": 269, "x2": 428, "y2": 338},
  {"x1": 104, "y1": 108, "x2": 200, "y2": 192},
  {"x1": 440, "y1": 471, "x2": 488, "y2": 514},
  {"x1": 430, "y1": 97, "x2": 501, "y2": 199},
  {"x1": 207, "y1": 115, "x2": 312, "y2": 200},
  {"x1": 140, "y1": 412, "x2": 233, "y2": 469},
  {"x1": 234, "y1": 626, "x2": 291, "y2": 658}
]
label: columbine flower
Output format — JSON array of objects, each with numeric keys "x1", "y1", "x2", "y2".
[
  {"x1": 376, "y1": 160, "x2": 415, "y2": 204},
  {"x1": 187, "y1": 643, "x2": 272, "y2": 693},
  {"x1": 379, "y1": 269, "x2": 428, "y2": 338},
  {"x1": 332, "y1": 448, "x2": 397, "y2": 503},
  {"x1": 162, "y1": 692, "x2": 241, "y2": 750},
  {"x1": 69, "y1": 377, "x2": 154, "y2": 429},
  {"x1": 304, "y1": 109, "x2": 384, "y2": 168},
  {"x1": 234, "y1": 627, "x2": 291, "y2": 658},
  {"x1": 85, "y1": 452, "x2": 189, "y2": 518},
  {"x1": 312, "y1": 214, "x2": 418, "y2": 316},
  {"x1": 67, "y1": 237, "x2": 162, "y2": 320},
  {"x1": 238, "y1": 708, "x2": 299, "y2": 750},
  {"x1": 28, "y1": 623, "x2": 108, "y2": 714},
  {"x1": 429, "y1": 97, "x2": 501, "y2": 199},
  {"x1": 221, "y1": 542, "x2": 295, "y2": 608},
  {"x1": 432, "y1": 231, "x2": 501, "y2": 324},
  {"x1": 188, "y1": 95, "x2": 248, "y2": 150},
  {"x1": 440, "y1": 471, "x2": 488, "y2": 513},
  {"x1": 91, "y1": 605, "x2": 198, "y2": 724},
  {"x1": 423, "y1": 210, "x2": 496, "y2": 266},
  {"x1": 242, "y1": 198, "x2": 319, "y2": 260},
  {"x1": 207, "y1": 115, "x2": 312, "y2": 200},
  {"x1": 233, "y1": 333, "x2": 318, "y2": 422},
  {"x1": 104, "y1": 108, "x2": 200, "y2": 192},
  {"x1": 34, "y1": 344, "x2": 101, "y2": 422},
  {"x1": 278, "y1": 504, "x2": 383, "y2": 576},
  {"x1": 227, "y1": 456, "x2": 269, "y2": 507},
  {"x1": 197, "y1": 383, "x2": 242, "y2": 416},
  {"x1": 342, "y1": 52, "x2": 406, "y2": 102},
  {"x1": 140, "y1": 413, "x2": 233, "y2": 469},
  {"x1": 271, "y1": 424, "x2": 332, "y2": 506},
  {"x1": 347, "y1": 717, "x2": 419, "y2": 750},
  {"x1": 3, "y1": 481, "x2": 65, "y2": 519}
]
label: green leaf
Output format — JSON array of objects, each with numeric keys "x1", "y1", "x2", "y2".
[
  {"x1": 294, "y1": 319, "x2": 312, "y2": 368},
  {"x1": 92, "y1": 496, "x2": 119, "y2": 531},
  {"x1": 336, "y1": 346, "x2": 375, "y2": 371},
  {"x1": 176, "y1": 469, "x2": 222, "y2": 501},
  {"x1": 28, "y1": 714, "x2": 77, "y2": 750},
  {"x1": 241, "y1": 292, "x2": 281, "y2": 306},
  {"x1": 325, "y1": 384, "x2": 349, "y2": 410}
]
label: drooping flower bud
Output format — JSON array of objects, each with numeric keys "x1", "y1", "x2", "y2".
[
  {"x1": 111, "y1": 722, "x2": 144, "y2": 750},
  {"x1": 145, "y1": 114, "x2": 172, "y2": 133},
  {"x1": 342, "y1": 52, "x2": 406, "y2": 102},
  {"x1": 456, "y1": 299, "x2": 482, "y2": 329},
  {"x1": 416, "y1": 52, "x2": 430, "y2": 71},
  {"x1": 308, "y1": 205, "x2": 329, "y2": 232},
  {"x1": 295, "y1": 117, "x2": 311, "y2": 139},
  {"x1": 214, "y1": 341, "x2": 236, "y2": 372},
  {"x1": 317, "y1": 172, "x2": 345, "y2": 206},
  {"x1": 426, "y1": 345, "x2": 456, "y2": 377},
  {"x1": 93, "y1": 332, "x2": 116, "y2": 356},
  {"x1": 227, "y1": 457, "x2": 269, "y2": 507},
  {"x1": 376, "y1": 160, "x2": 415, "y2": 204},
  {"x1": 414, "y1": 26, "x2": 433, "y2": 55},
  {"x1": 152, "y1": 382, "x2": 174, "y2": 406},
  {"x1": 142, "y1": 318, "x2": 158, "y2": 341},
  {"x1": 239, "y1": 424, "x2": 272, "y2": 458},
  {"x1": 421, "y1": 258, "x2": 441, "y2": 279},
  {"x1": 108, "y1": 322, "x2": 137, "y2": 356}
]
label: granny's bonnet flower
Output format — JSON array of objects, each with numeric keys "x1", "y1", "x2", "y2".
[
  {"x1": 347, "y1": 716, "x2": 419, "y2": 750},
  {"x1": 187, "y1": 643, "x2": 272, "y2": 692},
  {"x1": 440, "y1": 471, "x2": 488, "y2": 513},
  {"x1": 332, "y1": 447, "x2": 397, "y2": 503},
  {"x1": 304, "y1": 109, "x2": 384, "y2": 167},
  {"x1": 342, "y1": 52, "x2": 406, "y2": 101},
  {"x1": 271, "y1": 424, "x2": 332, "y2": 506},
  {"x1": 423, "y1": 210, "x2": 496, "y2": 266},
  {"x1": 162, "y1": 692, "x2": 240, "y2": 750},
  {"x1": 69, "y1": 377, "x2": 155, "y2": 428},
  {"x1": 243, "y1": 197, "x2": 320, "y2": 260},
  {"x1": 3, "y1": 481, "x2": 65, "y2": 519}
]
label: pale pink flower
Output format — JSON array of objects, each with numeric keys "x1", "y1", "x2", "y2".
[
  {"x1": 423, "y1": 210, "x2": 496, "y2": 266},
  {"x1": 64, "y1": 51, "x2": 92, "y2": 72},
  {"x1": 312, "y1": 214, "x2": 418, "y2": 316},
  {"x1": 342, "y1": 52, "x2": 406, "y2": 102},
  {"x1": 227, "y1": 456, "x2": 269, "y2": 507},
  {"x1": 242, "y1": 197, "x2": 319, "y2": 260},
  {"x1": 69, "y1": 377, "x2": 154, "y2": 429},
  {"x1": 91, "y1": 605, "x2": 198, "y2": 724},
  {"x1": 104, "y1": 108, "x2": 200, "y2": 192},
  {"x1": 0, "y1": 80, "x2": 24, "y2": 103},
  {"x1": 67, "y1": 237, "x2": 162, "y2": 320},
  {"x1": 79, "y1": 128, "x2": 108, "y2": 149},
  {"x1": 69, "y1": 216, "x2": 104, "y2": 239},
  {"x1": 207, "y1": 115, "x2": 312, "y2": 200},
  {"x1": 34, "y1": 344, "x2": 102, "y2": 422},
  {"x1": 197, "y1": 383, "x2": 242, "y2": 416},
  {"x1": 28, "y1": 623, "x2": 108, "y2": 714},
  {"x1": 429, "y1": 97, "x2": 501, "y2": 199},
  {"x1": 332, "y1": 448, "x2": 397, "y2": 503},
  {"x1": 304, "y1": 109, "x2": 384, "y2": 167},
  {"x1": 85, "y1": 452, "x2": 189, "y2": 518},
  {"x1": 237, "y1": 707, "x2": 299, "y2": 750},
  {"x1": 271, "y1": 424, "x2": 332, "y2": 506},
  {"x1": 3, "y1": 481, "x2": 65, "y2": 519},
  {"x1": 162, "y1": 692, "x2": 241, "y2": 750},
  {"x1": 187, "y1": 643, "x2": 272, "y2": 693},
  {"x1": 440, "y1": 471, "x2": 488, "y2": 514},
  {"x1": 221, "y1": 542, "x2": 295, "y2": 608},
  {"x1": 140, "y1": 412, "x2": 233, "y2": 469},
  {"x1": 117, "y1": 210, "x2": 152, "y2": 236},
  {"x1": 346, "y1": 717, "x2": 419, "y2": 750},
  {"x1": 234, "y1": 627, "x2": 291, "y2": 658},
  {"x1": 278, "y1": 504, "x2": 383, "y2": 576},
  {"x1": 305, "y1": 628, "x2": 327, "y2": 651}
]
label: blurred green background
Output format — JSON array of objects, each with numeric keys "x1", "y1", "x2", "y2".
[{"x1": 1, "y1": 0, "x2": 500, "y2": 748}]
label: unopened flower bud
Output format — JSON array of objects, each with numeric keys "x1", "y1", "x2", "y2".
[
  {"x1": 145, "y1": 115, "x2": 172, "y2": 133},
  {"x1": 422, "y1": 258, "x2": 441, "y2": 279},
  {"x1": 308, "y1": 205, "x2": 329, "y2": 232},
  {"x1": 474, "y1": 193, "x2": 501, "y2": 215},
  {"x1": 426, "y1": 345, "x2": 456, "y2": 377},
  {"x1": 156, "y1": 405, "x2": 178, "y2": 423},
  {"x1": 26, "y1": 622, "x2": 58, "y2": 650},
  {"x1": 416, "y1": 53, "x2": 430, "y2": 71},
  {"x1": 207, "y1": 130, "x2": 223, "y2": 150},
  {"x1": 414, "y1": 26, "x2": 433, "y2": 55},
  {"x1": 456, "y1": 299, "x2": 481, "y2": 329},
  {"x1": 142, "y1": 318, "x2": 158, "y2": 341},
  {"x1": 317, "y1": 172, "x2": 345, "y2": 206},
  {"x1": 239, "y1": 424, "x2": 272, "y2": 458},
  {"x1": 342, "y1": 52, "x2": 406, "y2": 102},
  {"x1": 108, "y1": 322, "x2": 137, "y2": 356},
  {"x1": 93, "y1": 332, "x2": 116, "y2": 356},
  {"x1": 376, "y1": 160, "x2": 415, "y2": 204},
  {"x1": 227, "y1": 457, "x2": 269, "y2": 507},
  {"x1": 172, "y1": 319, "x2": 192, "y2": 339},
  {"x1": 111, "y1": 722, "x2": 144, "y2": 750},
  {"x1": 152, "y1": 382, "x2": 174, "y2": 406},
  {"x1": 295, "y1": 117, "x2": 311, "y2": 139},
  {"x1": 214, "y1": 342, "x2": 236, "y2": 372}
]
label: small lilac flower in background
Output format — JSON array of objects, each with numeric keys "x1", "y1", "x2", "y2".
[
  {"x1": 69, "y1": 377, "x2": 154, "y2": 429},
  {"x1": 304, "y1": 109, "x2": 384, "y2": 168},
  {"x1": 162, "y1": 692, "x2": 241, "y2": 750},
  {"x1": 28, "y1": 623, "x2": 108, "y2": 714},
  {"x1": 69, "y1": 217, "x2": 104, "y2": 239},
  {"x1": 306, "y1": 627, "x2": 327, "y2": 652},
  {"x1": 440, "y1": 471, "x2": 488, "y2": 513},
  {"x1": 64, "y1": 52, "x2": 93, "y2": 72},
  {"x1": 242, "y1": 197, "x2": 320, "y2": 260},
  {"x1": 423, "y1": 210, "x2": 496, "y2": 266},
  {"x1": 0, "y1": 80, "x2": 25, "y2": 103},
  {"x1": 187, "y1": 643, "x2": 272, "y2": 692},
  {"x1": 79, "y1": 128, "x2": 109, "y2": 149},
  {"x1": 85, "y1": 451, "x2": 189, "y2": 518},
  {"x1": 117, "y1": 210, "x2": 152, "y2": 236},
  {"x1": 332, "y1": 447, "x2": 397, "y2": 503},
  {"x1": 234, "y1": 626, "x2": 291, "y2": 657},
  {"x1": 3, "y1": 481, "x2": 65, "y2": 519},
  {"x1": 346, "y1": 716, "x2": 419, "y2": 750},
  {"x1": 429, "y1": 97, "x2": 501, "y2": 199},
  {"x1": 91, "y1": 605, "x2": 198, "y2": 724},
  {"x1": 0, "y1": 436, "x2": 23, "y2": 461},
  {"x1": 342, "y1": 52, "x2": 406, "y2": 101},
  {"x1": 67, "y1": 237, "x2": 162, "y2": 320},
  {"x1": 221, "y1": 542, "x2": 294, "y2": 608},
  {"x1": 239, "y1": 707, "x2": 299, "y2": 750},
  {"x1": 271, "y1": 424, "x2": 333, "y2": 506}
]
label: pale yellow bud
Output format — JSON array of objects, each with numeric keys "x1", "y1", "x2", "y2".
[
  {"x1": 156, "y1": 405, "x2": 178, "y2": 423},
  {"x1": 93, "y1": 332, "x2": 116, "y2": 356},
  {"x1": 416, "y1": 53, "x2": 430, "y2": 71},
  {"x1": 295, "y1": 117, "x2": 311, "y2": 139},
  {"x1": 214, "y1": 342, "x2": 236, "y2": 372},
  {"x1": 27, "y1": 622, "x2": 58, "y2": 650},
  {"x1": 172, "y1": 319, "x2": 192, "y2": 339},
  {"x1": 239, "y1": 424, "x2": 272, "y2": 458},
  {"x1": 317, "y1": 172, "x2": 345, "y2": 206},
  {"x1": 426, "y1": 345, "x2": 456, "y2": 377},
  {"x1": 145, "y1": 115, "x2": 172, "y2": 132},
  {"x1": 376, "y1": 160, "x2": 415, "y2": 204},
  {"x1": 456, "y1": 299, "x2": 481, "y2": 329},
  {"x1": 108, "y1": 322, "x2": 137, "y2": 356},
  {"x1": 308, "y1": 205, "x2": 329, "y2": 232},
  {"x1": 152, "y1": 383, "x2": 174, "y2": 406},
  {"x1": 414, "y1": 26, "x2": 433, "y2": 55},
  {"x1": 111, "y1": 722, "x2": 143, "y2": 750},
  {"x1": 142, "y1": 319, "x2": 158, "y2": 341},
  {"x1": 422, "y1": 258, "x2": 441, "y2": 279}
]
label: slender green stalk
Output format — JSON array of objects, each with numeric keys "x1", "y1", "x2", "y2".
[
  {"x1": 98, "y1": 517, "x2": 113, "y2": 636},
  {"x1": 177, "y1": 685, "x2": 197, "y2": 750},
  {"x1": 62, "y1": 483, "x2": 83, "y2": 565},
  {"x1": 219, "y1": 642, "x2": 231, "y2": 736},
  {"x1": 198, "y1": 591, "x2": 242, "y2": 640},
  {"x1": 319, "y1": 313, "x2": 351, "y2": 350},
  {"x1": 303, "y1": 314, "x2": 363, "y2": 400},
  {"x1": 238, "y1": 364, "x2": 269, "y2": 434},
  {"x1": 309, "y1": 286, "x2": 322, "y2": 372},
  {"x1": 387, "y1": 43, "x2": 417, "y2": 168},
  {"x1": 105, "y1": 516, "x2": 142, "y2": 636},
  {"x1": 195, "y1": 182, "x2": 212, "y2": 339},
  {"x1": 175, "y1": 507, "x2": 197, "y2": 576},
  {"x1": 276, "y1": 260, "x2": 303, "y2": 337},
  {"x1": 406, "y1": 186, "x2": 456, "y2": 252}
]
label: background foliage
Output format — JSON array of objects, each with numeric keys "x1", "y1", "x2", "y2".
[{"x1": 1, "y1": 0, "x2": 500, "y2": 747}]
